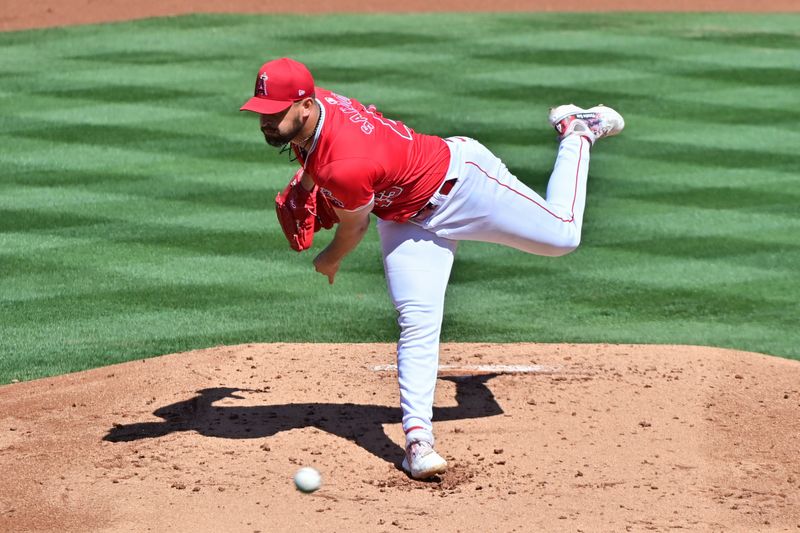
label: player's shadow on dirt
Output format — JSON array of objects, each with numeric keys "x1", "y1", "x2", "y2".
[{"x1": 103, "y1": 374, "x2": 503, "y2": 467}]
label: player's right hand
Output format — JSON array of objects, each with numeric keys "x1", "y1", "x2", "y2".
[{"x1": 313, "y1": 251, "x2": 340, "y2": 285}]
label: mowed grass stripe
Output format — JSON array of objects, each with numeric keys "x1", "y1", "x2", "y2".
[
  {"x1": 7, "y1": 122, "x2": 267, "y2": 164},
  {"x1": 1, "y1": 13, "x2": 799, "y2": 383},
  {"x1": 615, "y1": 184, "x2": 800, "y2": 216}
]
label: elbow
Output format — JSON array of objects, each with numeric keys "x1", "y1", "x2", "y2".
[
  {"x1": 336, "y1": 213, "x2": 370, "y2": 238},
  {"x1": 348, "y1": 216, "x2": 370, "y2": 238}
]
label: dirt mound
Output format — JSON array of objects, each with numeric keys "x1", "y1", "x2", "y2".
[{"x1": 1, "y1": 342, "x2": 798, "y2": 532}]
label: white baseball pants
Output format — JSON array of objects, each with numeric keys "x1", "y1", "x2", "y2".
[{"x1": 377, "y1": 135, "x2": 591, "y2": 447}]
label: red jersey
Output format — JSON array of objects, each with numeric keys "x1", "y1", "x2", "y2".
[{"x1": 292, "y1": 88, "x2": 450, "y2": 223}]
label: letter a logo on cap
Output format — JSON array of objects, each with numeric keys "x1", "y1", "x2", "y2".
[{"x1": 255, "y1": 74, "x2": 269, "y2": 97}]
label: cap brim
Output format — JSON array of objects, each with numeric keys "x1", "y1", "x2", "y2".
[{"x1": 239, "y1": 97, "x2": 293, "y2": 114}]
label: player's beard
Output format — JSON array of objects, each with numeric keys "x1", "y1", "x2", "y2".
[{"x1": 263, "y1": 115, "x2": 304, "y2": 148}]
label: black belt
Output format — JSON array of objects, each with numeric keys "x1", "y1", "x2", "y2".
[{"x1": 411, "y1": 178, "x2": 457, "y2": 221}]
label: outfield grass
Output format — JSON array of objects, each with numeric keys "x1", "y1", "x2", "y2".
[{"x1": 1, "y1": 13, "x2": 798, "y2": 382}]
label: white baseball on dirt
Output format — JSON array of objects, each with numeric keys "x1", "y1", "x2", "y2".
[{"x1": 294, "y1": 466, "x2": 322, "y2": 493}]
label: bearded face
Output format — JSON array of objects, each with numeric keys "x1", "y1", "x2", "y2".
[{"x1": 260, "y1": 105, "x2": 305, "y2": 147}]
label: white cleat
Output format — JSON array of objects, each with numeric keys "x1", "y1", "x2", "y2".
[
  {"x1": 401, "y1": 440, "x2": 448, "y2": 480},
  {"x1": 548, "y1": 104, "x2": 625, "y2": 145}
]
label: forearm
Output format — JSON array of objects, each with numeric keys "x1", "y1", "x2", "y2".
[
  {"x1": 322, "y1": 216, "x2": 370, "y2": 263},
  {"x1": 313, "y1": 204, "x2": 371, "y2": 284}
]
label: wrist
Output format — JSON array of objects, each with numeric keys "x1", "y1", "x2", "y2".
[{"x1": 299, "y1": 170, "x2": 315, "y2": 192}]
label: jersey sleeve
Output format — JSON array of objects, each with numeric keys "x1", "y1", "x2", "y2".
[{"x1": 314, "y1": 158, "x2": 383, "y2": 211}]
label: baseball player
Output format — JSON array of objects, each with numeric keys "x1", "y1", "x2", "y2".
[{"x1": 241, "y1": 58, "x2": 624, "y2": 480}]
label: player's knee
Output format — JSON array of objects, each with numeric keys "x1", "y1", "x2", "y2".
[
  {"x1": 549, "y1": 244, "x2": 578, "y2": 257},
  {"x1": 395, "y1": 303, "x2": 444, "y2": 337},
  {"x1": 547, "y1": 234, "x2": 581, "y2": 256}
]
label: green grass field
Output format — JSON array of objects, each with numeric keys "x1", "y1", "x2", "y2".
[{"x1": 1, "y1": 13, "x2": 799, "y2": 383}]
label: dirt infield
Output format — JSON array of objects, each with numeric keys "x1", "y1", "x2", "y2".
[
  {"x1": 2, "y1": 0, "x2": 798, "y2": 31},
  {"x1": 1, "y1": 343, "x2": 799, "y2": 532}
]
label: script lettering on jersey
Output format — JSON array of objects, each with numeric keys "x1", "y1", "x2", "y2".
[
  {"x1": 319, "y1": 187, "x2": 345, "y2": 208},
  {"x1": 364, "y1": 104, "x2": 413, "y2": 141},
  {"x1": 324, "y1": 93, "x2": 413, "y2": 140},
  {"x1": 374, "y1": 186, "x2": 403, "y2": 208}
]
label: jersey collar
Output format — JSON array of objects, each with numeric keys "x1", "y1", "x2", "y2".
[{"x1": 302, "y1": 98, "x2": 325, "y2": 168}]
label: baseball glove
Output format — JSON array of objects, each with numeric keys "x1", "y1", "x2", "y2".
[{"x1": 275, "y1": 169, "x2": 338, "y2": 252}]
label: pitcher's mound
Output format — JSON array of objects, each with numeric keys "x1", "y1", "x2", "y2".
[{"x1": 1, "y1": 342, "x2": 798, "y2": 532}]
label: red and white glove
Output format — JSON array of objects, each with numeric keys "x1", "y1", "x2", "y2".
[{"x1": 275, "y1": 169, "x2": 338, "y2": 252}]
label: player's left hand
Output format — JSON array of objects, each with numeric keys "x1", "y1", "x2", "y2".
[
  {"x1": 313, "y1": 251, "x2": 340, "y2": 285},
  {"x1": 275, "y1": 169, "x2": 339, "y2": 252}
]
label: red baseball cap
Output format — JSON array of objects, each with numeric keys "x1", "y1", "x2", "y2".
[{"x1": 240, "y1": 58, "x2": 315, "y2": 115}]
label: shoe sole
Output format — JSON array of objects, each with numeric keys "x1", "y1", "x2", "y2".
[{"x1": 401, "y1": 457, "x2": 448, "y2": 480}]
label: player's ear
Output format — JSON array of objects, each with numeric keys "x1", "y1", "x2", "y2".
[{"x1": 300, "y1": 97, "x2": 315, "y2": 118}]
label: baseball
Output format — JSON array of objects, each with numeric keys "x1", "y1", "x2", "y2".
[{"x1": 293, "y1": 466, "x2": 322, "y2": 493}]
